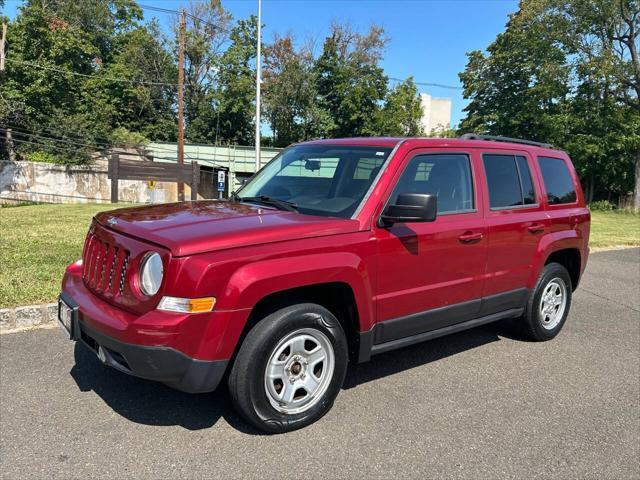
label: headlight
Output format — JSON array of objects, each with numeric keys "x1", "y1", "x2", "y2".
[{"x1": 139, "y1": 252, "x2": 163, "y2": 296}]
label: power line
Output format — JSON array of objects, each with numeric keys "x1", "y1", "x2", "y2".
[
  {"x1": 4, "y1": 122, "x2": 222, "y2": 161},
  {"x1": 6, "y1": 118, "x2": 112, "y2": 142},
  {"x1": 138, "y1": 3, "x2": 220, "y2": 31},
  {"x1": 5, "y1": 58, "x2": 183, "y2": 87},
  {"x1": 6, "y1": 137, "x2": 95, "y2": 154},
  {"x1": 388, "y1": 76, "x2": 463, "y2": 91},
  {"x1": 1, "y1": 127, "x2": 110, "y2": 150},
  {"x1": 2, "y1": 128, "x2": 227, "y2": 166},
  {"x1": 5, "y1": 124, "x2": 112, "y2": 148}
]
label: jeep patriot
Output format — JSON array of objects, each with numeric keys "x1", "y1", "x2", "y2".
[{"x1": 59, "y1": 135, "x2": 590, "y2": 432}]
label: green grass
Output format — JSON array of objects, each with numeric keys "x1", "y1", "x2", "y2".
[
  {"x1": 0, "y1": 204, "x2": 638, "y2": 308},
  {"x1": 589, "y1": 210, "x2": 640, "y2": 249},
  {"x1": 0, "y1": 203, "x2": 133, "y2": 308}
]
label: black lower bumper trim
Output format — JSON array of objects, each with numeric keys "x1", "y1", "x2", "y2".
[{"x1": 77, "y1": 321, "x2": 228, "y2": 394}]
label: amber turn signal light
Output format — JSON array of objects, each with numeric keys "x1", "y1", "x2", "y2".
[{"x1": 157, "y1": 296, "x2": 216, "y2": 313}]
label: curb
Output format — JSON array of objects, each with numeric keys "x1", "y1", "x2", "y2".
[{"x1": 0, "y1": 303, "x2": 57, "y2": 333}]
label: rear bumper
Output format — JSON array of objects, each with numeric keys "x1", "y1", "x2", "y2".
[{"x1": 61, "y1": 292, "x2": 228, "y2": 393}]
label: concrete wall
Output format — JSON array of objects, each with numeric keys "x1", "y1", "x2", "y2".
[{"x1": 0, "y1": 160, "x2": 190, "y2": 204}]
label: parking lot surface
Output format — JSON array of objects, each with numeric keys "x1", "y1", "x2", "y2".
[{"x1": 1, "y1": 248, "x2": 639, "y2": 479}]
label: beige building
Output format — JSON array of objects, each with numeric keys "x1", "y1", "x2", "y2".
[{"x1": 420, "y1": 93, "x2": 452, "y2": 134}]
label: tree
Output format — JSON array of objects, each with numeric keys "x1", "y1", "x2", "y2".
[
  {"x1": 179, "y1": 0, "x2": 231, "y2": 143},
  {"x1": 459, "y1": 0, "x2": 639, "y2": 207},
  {"x1": 559, "y1": 0, "x2": 640, "y2": 207},
  {"x1": 87, "y1": 21, "x2": 178, "y2": 142},
  {"x1": 0, "y1": 1, "x2": 106, "y2": 162},
  {"x1": 214, "y1": 15, "x2": 258, "y2": 145},
  {"x1": 459, "y1": 4, "x2": 571, "y2": 143},
  {"x1": 263, "y1": 33, "x2": 330, "y2": 146},
  {"x1": 379, "y1": 77, "x2": 424, "y2": 136},
  {"x1": 0, "y1": 0, "x2": 168, "y2": 162},
  {"x1": 314, "y1": 23, "x2": 388, "y2": 137}
]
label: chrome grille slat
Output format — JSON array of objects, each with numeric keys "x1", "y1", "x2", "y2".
[{"x1": 81, "y1": 230, "x2": 130, "y2": 299}]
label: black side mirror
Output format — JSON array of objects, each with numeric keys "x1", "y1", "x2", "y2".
[{"x1": 379, "y1": 193, "x2": 437, "y2": 227}]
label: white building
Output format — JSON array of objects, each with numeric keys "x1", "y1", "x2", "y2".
[{"x1": 420, "y1": 93, "x2": 452, "y2": 134}]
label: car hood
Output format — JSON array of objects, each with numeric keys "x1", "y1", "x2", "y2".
[{"x1": 94, "y1": 201, "x2": 360, "y2": 257}]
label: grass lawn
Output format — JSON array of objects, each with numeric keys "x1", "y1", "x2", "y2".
[
  {"x1": 0, "y1": 203, "x2": 133, "y2": 309},
  {"x1": 589, "y1": 210, "x2": 640, "y2": 249},
  {"x1": 1, "y1": 204, "x2": 639, "y2": 309}
]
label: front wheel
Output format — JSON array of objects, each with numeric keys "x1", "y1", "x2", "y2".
[
  {"x1": 228, "y1": 303, "x2": 348, "y2": 433},
  {"x1": 520, "y1": 262, "x2": 572, "y2": 341}
]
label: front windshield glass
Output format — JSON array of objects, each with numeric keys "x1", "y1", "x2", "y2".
[{"x1": 238, "y1": 145, "x2": 393, "y2": 218}]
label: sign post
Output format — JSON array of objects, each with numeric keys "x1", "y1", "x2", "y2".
[{"x1": 217, "y1": 170, "x2": 226, "y2": 199}]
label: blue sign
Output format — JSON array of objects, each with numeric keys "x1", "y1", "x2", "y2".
[{"x1": 217, "y1": 181, "x2": 225, "y2": 191}]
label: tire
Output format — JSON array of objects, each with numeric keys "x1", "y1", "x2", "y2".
[
  {"x1": 228, "y1": 303, "x2": 348, "y2": 433},
  {"x1": 520, "y1": 262, "x2": 572, "y2": 341}
]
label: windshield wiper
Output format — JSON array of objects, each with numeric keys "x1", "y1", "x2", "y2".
[{"x1": 239, "y1": 195, "x2": 298, "y2": 212}]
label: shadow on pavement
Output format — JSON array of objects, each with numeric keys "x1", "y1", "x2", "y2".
[{"x1": 70, "y1": 319, "x2": 522, "y2": 433}]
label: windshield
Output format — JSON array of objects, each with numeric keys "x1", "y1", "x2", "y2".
[{"x1": 237, "y1": 145, "x2": 393, "y2": 218}]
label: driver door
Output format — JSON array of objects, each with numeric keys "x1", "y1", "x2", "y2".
[{"x1": 373, "y1": 149, "x2": 488, "y2": 344}]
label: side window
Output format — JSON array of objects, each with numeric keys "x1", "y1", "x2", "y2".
[
  {"x1": 389, "y1": 154, "x2": 474, "y2": 214},
  {"x1": 483, "y1": 154, "x2": 537, "y2": 209},
  {"x1": 516, "y1": 156, "x2": 536, "y2": 204},
  {"x1": 538, "y1": 156, "x2": 577, "y2": 204}
]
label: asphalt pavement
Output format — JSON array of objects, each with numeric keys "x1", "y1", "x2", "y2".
[{"x1": 1, "y1": 248, "x2": 639, "y2": 479}]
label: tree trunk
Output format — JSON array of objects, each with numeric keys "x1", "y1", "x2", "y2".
[
  {"x1": 587, "y1": 172, "x2": 595, "y2": 204},
  {"x1": 6, "y1": 128, "x2": 16, "y2": 162},
  {"x1": 634, "y1": 150, "x2": 640, "y2": 213}
]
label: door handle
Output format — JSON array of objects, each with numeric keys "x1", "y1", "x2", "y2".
[
  {"x1": 458, "y1": 231, "x2": 483, "y2": 243},
  {"x1": 527, "y1": 223, "x2": 545, "y2": 234}
]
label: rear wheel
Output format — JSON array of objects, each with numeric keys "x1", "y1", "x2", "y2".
[
  {"x1": 228, "y1": 303, "x2": 348, "y2": 433},
  {"x1": 520, "y1": 262, "x2": 572, "y2": 341}
]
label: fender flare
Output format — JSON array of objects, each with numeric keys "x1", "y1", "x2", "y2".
[
  {"x1": 217, "y1": 252, "x2": 374, "y2": 332},
  {"x1": 528, "y1": 230, "x2": 583, "y2": 289}
]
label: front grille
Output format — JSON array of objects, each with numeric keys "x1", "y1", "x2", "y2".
[{"x1": 82, "y1": 231, "x2": 130, "y2": 298}]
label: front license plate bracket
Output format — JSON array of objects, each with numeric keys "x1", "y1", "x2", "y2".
[{"x1": 58, "y1": 294, "x2": 79, "y2": 340}]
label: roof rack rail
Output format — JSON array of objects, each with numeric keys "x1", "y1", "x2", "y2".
[{"x1": 459, "y1": 133, "x2": 552, "y2": 149}]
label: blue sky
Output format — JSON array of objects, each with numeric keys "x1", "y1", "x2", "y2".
[{"x1": 3, "y1": 0, "x2": 519, "y2": 127}]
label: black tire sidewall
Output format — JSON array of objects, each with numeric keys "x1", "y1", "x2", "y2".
[
  {"x1": 527, "y1": 263, "x2": 572, "y2": 340},
  {"x1": 232, "y1": 303, "x2": 348, "y2": 433}
]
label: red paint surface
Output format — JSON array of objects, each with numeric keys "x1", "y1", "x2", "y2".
[{"x1": 62, "y1": 138, "x2": 590, "y2": 361}]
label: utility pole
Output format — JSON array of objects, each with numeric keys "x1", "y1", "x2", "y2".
[
  {"x1": 1, "y1": 23, "x2": 13, "y2": 161},
  {"x1": 177, "y1": 10, "x2": 186, "y2": 202},
  {"x1": 255, "y1": 0, "x2": 262, "y2": 172},
  {"x1": 1, "y1": 23, "x2": 7, "y2": 72}
]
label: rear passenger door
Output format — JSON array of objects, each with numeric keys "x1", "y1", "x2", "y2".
[{"x1": 480, "y1": 151, "x2": 548, "y2": 311}]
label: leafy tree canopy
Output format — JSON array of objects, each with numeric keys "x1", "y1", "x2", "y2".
[{"x1": 459, "y1": 0, "x2": 639, "y2": 204}]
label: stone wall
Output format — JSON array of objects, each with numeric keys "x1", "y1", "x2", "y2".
[{"x1": 0, "y1": 160, "x2": 195, "y2": 204}]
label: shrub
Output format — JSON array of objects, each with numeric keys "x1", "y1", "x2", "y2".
[
  {"x1": 110, "y1": 127, "x2": 149, "y2": 148},
  {"x1": 23, "y1": 150, "x2": 66, "y2": 164},
  {"x1": 21, "y1": 150, "x2": 90, "y2": 166},
  {"x1": 589, "y1": 200, "x2": 616, "y2": 212}
]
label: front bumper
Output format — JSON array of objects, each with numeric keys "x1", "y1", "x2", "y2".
[{"x1": 60, "y1": 292, "x2": 228, "y2": 393}]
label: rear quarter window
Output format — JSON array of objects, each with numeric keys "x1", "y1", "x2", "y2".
[{"x1": 537, "y1": 156, "x2": 577, "y2": 205}]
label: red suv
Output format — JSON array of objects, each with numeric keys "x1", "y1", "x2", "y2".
[{"x1": 59, "y1": 135, "x2": 590, "y2": 432}]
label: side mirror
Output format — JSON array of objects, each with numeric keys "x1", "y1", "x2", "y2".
[{"x1": 379, "y1": 193, "x2": 437, "y2": 227}]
